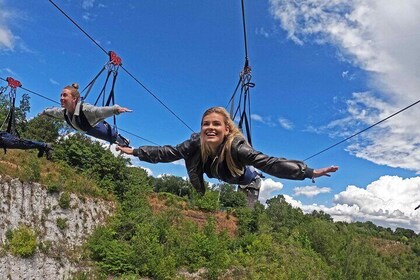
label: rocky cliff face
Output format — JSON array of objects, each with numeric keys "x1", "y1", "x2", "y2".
[{"x1": 0, "y1": 175, "x2": 115, "y2": 279}]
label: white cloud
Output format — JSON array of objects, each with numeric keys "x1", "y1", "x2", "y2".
[
  {"x1": 49, "y1": 78, "x2": 59, "y2": 85},
  {"x1": 342, "y1": 70, "x2": 355, "y2": 80},
  {"x1": 0, "y1": 2, "x2": 15, "y2": 51},
  {"x1": 258, "y1": 178, "x2": 284, "y2": 204},
  {"x1": 172, "y1": 159, "x2": 186, "y2": 166},
  {"x1": 0, "y1": 67, "x2": 16, "y2": 76},
  {"x1": 82, "y1": 0, "x2": 95, "y2": 10},
  {"x1": 278, "y1": 117, "x2": 293, "y2": 130},
  {"x1": 140, "y1": 166, "x2": 153, "y2": 176},
  {"x1": 251, "y1": 114, "x2": 264, "y2": 123},
  {"x1": 290, "y1": 176, "x2": 420, "y2": 232},
  {"x1": 294, "y1": 185, "x2": 331, "y2": 197},
  {"x1": 255, "y1": 27, "x2": 270, "y2": 38},
  {"x1": 269, "y1": 0, "x2": 420, "y2": 172},
  {"x1": 252, "y1": 114, "x2": 294, "y2": 130},
  {"x1": 0, "y1": 27, "x2": 13, "y2": 50}
]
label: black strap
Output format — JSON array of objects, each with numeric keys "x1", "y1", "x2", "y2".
[
  {"x1": 93, "y1": 70, "x2": 113, "y2": 106},
  {"x1": 63, "y1": 103, "x2": 93, "y2": 132},
  {"x1": 81, "y1": 66, "x2": 106, "y2": 101}
]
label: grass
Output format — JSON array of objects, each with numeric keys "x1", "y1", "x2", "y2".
[{"x1": 0, "y1": 149, "x2": 113, "y2": 201}]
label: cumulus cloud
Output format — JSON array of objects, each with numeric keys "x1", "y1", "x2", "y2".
[
  {"x1": 294, "y1": 185, "x2": 331, "y2": 197},
  {"x1": 258, "y1": 178, "x2": 284, "y2": 204},
  {"x1": 290, "y1": 176, "x2": 420, "y2": 232},
  {"x1": 269, "y1": 0, "x2": 420, "y2": 172},
  {"x1": 172, "y1": 159, "x2": 186, "y2": 166},
  {"x1": 0, "y1": 3, "x2": 15, "y2": 50}
]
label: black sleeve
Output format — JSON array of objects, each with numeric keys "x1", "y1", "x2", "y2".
[
  {"x1": 132, "y1": 133, "x2": 200, "y2": 163},
  {"x1": 233, "y1": 137, "x2": 314, "y2": 180}
]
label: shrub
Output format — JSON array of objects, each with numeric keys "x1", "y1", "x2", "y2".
[
  {"x1": 193, "y1": 191, "x2": 220, "y2": 212},
  {"x1": 47, "y1": 183, "x2": 61, "y2": 194},
  {"x1": 57, "y1": 218, "x2": 68, "y2": 230},
  {"x1": 9, "y1": 225, "x2": 37, "y2": 258},
  {"x1": 21, "y1": 157, "x2": 41, "y2": 182},
  {"x1": 59, "y1": 192, "x2": 71, "y2": 209}
]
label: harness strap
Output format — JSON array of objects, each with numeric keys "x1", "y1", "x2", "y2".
[
  {"x1": 3, "y1": 77, "x2": 21, "y2": 136},
  {"x1": 63, "y1": 103, "x2": 93, "y2": 132},
  {"x1": 81, "y1": 66, "x2": 106, "y2": 101}
]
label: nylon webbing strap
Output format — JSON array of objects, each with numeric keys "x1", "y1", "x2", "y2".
[
  {"x1": 81, "y1": 66, "x2": 106, "y2": 101},
  {"x1": 81, "y1": 51, "x2": 122, "y2": 129},
  {"x1": 4, "y1": 77, "x2": 22, "y2": 136}
]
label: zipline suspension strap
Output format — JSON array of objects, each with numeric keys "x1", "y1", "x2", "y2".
[
  {"x1": 0, "y1": 77, "x2": 22, "y2": 136},
  {"x1": 228, "y1": 62, "x2": 255, "y2": 146},
  {"x1": 80, "y1": 50, "x2": 122, "y2": 128}
]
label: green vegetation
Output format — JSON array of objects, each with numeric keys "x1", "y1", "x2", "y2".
[
  {"x1": 59, "y1": 192, "x2": 71, "y2": 209},
  {"x1": 8, "y1": 225, "x2": 37, "y2": 258},
  {"x1": 57, "y1": 218, "x2": 68, "y2": 230}
]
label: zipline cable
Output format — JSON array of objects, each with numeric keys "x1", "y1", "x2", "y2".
[
  {"x1": 303, "y1": 98, "x2": 420, "y2": 161},
  {"x1": 0, "y1": 77, "x2": 159, "y2": 145},
  {"x1": 48, "y1": 0, "x2": 107, "y2": 55},
  {"x1": 241, "y1": 0, "x2": 249, "y2": 65},
  {"x1": 48, "y1": 0, "x2": 195, "y2": 133}
]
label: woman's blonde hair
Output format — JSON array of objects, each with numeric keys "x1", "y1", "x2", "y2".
[
  {"x1": 200, "y1": 106, "x2": 245, "y2": 177},
  {"x1": 63, "y1": 83, "x2": 80, "y2": 99}
]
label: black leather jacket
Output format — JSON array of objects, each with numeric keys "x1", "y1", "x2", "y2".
[{"x1": 133, "y1": 133, "x2": 314, "y2": 195}]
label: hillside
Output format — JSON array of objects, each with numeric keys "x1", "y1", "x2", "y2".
[{"x1": 1, "y1": 140, "x2": 420, "y2": 280}]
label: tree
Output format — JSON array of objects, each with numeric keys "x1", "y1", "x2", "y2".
[
  {"x1": 266, "y1": 195, "x2": 305, "y2": 233},
  {"x1": 20, "y1": 115, "x2": 64, "y2": 143},
  {"x1": 53, "y1": 133, "x2": 133, "y2": 199},
  {"x1": 310, "y1": 210, "x2": 333, "y2": 222},
  {"x1": 153, "y1": 175, "x2": 192, "y2": 197},
  {"x1": 218, "y1": 183, "x2": 247, "y2": 208}
]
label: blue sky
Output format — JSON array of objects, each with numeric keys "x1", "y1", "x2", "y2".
[{"x1": 1, "y1": 0, "x2": 420, "y2": 232}]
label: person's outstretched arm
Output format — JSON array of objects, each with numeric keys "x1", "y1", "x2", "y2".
[
  {"x1": 82, "y1": 103, "x2": 132, "y2": 124},
  {"x1": 233, "y1": 137, "x2": 338, "y2": 181},
  {"x1": 117, "y1": 133, "x2": 200, "y2": 164},
  {"x1": 40, "y1": 107, "x2": 65, "y2": 119}
]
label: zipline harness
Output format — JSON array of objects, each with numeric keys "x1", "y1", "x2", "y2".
[
  {"x1": 0, "y1": 77, "x2": 22, "y2": 137},
  {"x1": 0, "y1": 77, "x2": 52, "y2": 159},
  {"x1": 61, "y1": 51, "x2": 130, "y2": 147}
]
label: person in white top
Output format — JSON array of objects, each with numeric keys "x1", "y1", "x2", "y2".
[{"x1": 42, "y1": 83, "x2": 132, "y2": 146}]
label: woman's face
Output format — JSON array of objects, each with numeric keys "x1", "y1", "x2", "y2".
[
  {"x1": 60, "y1": 89, "x2": 77, "y2": 112},
  {"x1": 201, "y1": 112, "x2": 230, "y2": 152}
]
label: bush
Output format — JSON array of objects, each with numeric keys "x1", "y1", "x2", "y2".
[
  {"x1": 47, "y1": 183, "x2": 61, "y2": 194},
  {"x1": 9, "y1": 225, "x2": 37, "y2": 258},
  {"x1": 59, "y1": 192, "x2": 71, "y2": 209},
  {"x1": 57, "y1": 218, "x2": 68, "y2": 230},
  {"x1": 193, "y1": 190, "x2": 220, "y2": 212},
  {"x1": 21, "y1": 157, "x2": 41, "y2": 182}
]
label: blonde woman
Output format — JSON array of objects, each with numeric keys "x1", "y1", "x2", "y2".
[
  {"x1": 42, "y1": 83, "x2": 132, "y2": 146},
  {"x1": 117, "y1": 107, "x2": 338, "y2": 197}
]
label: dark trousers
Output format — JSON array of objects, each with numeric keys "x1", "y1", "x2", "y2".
[{"x1": 0, "y1": 131, "x2": 47, "y2": 151}]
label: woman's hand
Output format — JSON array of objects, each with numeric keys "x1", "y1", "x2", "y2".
[
  {"x1": 116, "y1": 145, "x2": 134, "y2": 155},
  {"x1": 313, "y1": 165, "x2": 339, "y2": 178},
  {"x1": 117, "y1": 106, "x2": 133, "y2": 114}
]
